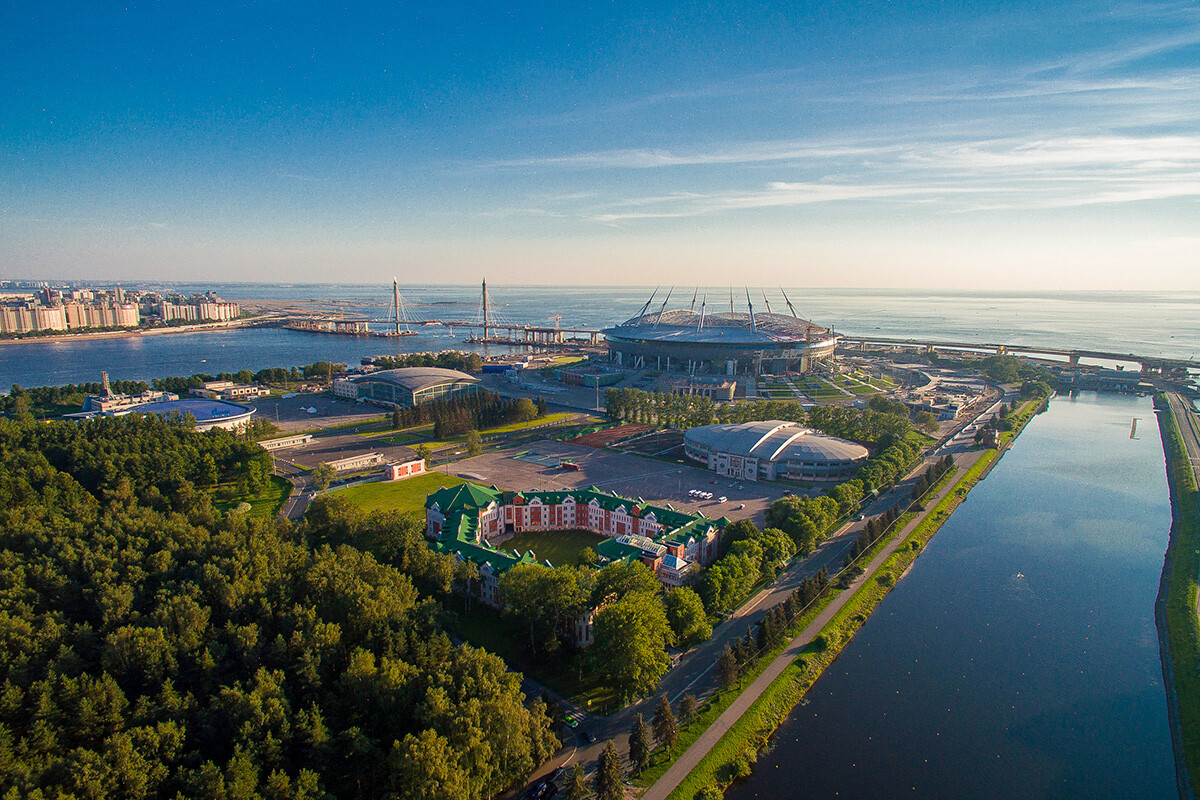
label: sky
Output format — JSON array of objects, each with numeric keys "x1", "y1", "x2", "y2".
[{"x1": 2, "y1": 0, "x2": 1199, "y2": 289}]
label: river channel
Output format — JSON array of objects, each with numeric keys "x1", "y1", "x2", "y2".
[{"x1": 726, "y1": 391, "x2": 1176, "y2": 800}]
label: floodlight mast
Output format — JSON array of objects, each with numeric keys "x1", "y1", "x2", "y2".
[
  {"x1": 697, "y1": 289, "x2": 707, "y2": 331},
  {"x1": 745, "y1": 287, "x2": 756, "y2": 333}
]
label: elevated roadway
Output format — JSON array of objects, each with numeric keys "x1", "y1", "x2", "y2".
[{"x1": 840, "y1": 335, "x2": 1199, "y2": 374}]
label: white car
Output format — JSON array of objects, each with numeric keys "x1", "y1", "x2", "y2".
[{"x1": 718, "y1": 496, "x2": 727, "y2": 502}]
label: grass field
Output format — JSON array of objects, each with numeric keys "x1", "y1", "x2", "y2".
[
  {"x1": 332, "y1": 471, "x2": 466, "y2": 515},
  {"x1": 499, "y1": 528, "x2": 606, "y2": 567},
  {"x1": 212, "y1": 475, "x2": 291, "y2": 519}
]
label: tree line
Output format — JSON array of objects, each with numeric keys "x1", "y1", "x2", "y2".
[
  {"x1": 715, "y1": 569, "x2": 831, "y2": 692},
  {"x1": 603, "y1": 388, "x2": 717, "y2": 429},
  {"x1": 370, "y1": 351, "x2": 483, "y2": 374},
  {"x1": 385, "y1": 392, "x2": 546, "y2": 439},
  {"x1": 0, "y1": 415, "x2": 556, "y2": 799},
  {"x1": 603, "y1": 387, "x2": 914, "y2": 446},
  {"x1": 3, "y1": 379, "x2": 151, "y2": 417}
]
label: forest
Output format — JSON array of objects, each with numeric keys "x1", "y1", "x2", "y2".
[{"x1": 0, "y1": 415, "x2": 555, "y2": 799}]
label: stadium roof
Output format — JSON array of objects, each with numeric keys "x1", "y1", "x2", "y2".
[
  {"x1": 129, "y1": 398, "x2": 254, "y2": 423},
  {"x1": 685, "y1": 421, "x2": 869, "y2": 464},
  {"x1": 603, "y1": 310, "x2": 835, "y2": 346},
  {"x1": 358, "y1": 367, "x2": 478, "y2": 391}
]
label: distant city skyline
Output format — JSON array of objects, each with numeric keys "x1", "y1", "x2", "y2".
[{"x1": 3, "y1": 1, "x2": 1198, "y2": 289}]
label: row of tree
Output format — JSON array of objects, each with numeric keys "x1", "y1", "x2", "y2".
[
  {"x1": 602, "y1": 387, "x2": 916, "y2": 447},
  {"x1": 715, "y1": 568, "x2": 831, "y2": 691},
  {"x1": 3, "y1": 379, "x2": 151, "y2": 417},
  {"x1": 910, "y1": 454, "x2": 956, "y2": 501},
  {"x1": 603, "y1": 388, "x2": 717, "y2": 428},
  {"x1": 371, "y1": 351, "x2": 484, "y2": 374},
  {"x1": 845, "y1": 504, "x2": 905, "y2": 564},
  {"x1": 0, "y1": 415, "x2": 557, "y2": 799},
  {"x1": 149, "y1": 362, "x2": 349, "y2": 395}
]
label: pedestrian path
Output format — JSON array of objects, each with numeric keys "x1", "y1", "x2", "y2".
[{"x1": 642, "y1": 457, "x2": 977, "y2": 800}]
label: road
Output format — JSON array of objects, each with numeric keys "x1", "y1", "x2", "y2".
[
  {"x1": 1167, "y1": 392, "x2": 1200, "y2": 487},
  {"x1": 521, "y1": 395, "x2": 1012, "y2": 796},
  {"x1": 641, "y1": 445, "x2": 991, "y2": 800}
]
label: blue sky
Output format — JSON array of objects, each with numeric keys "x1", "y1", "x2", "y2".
[{"x1": 2, "y1": 1, "x2": 1198, "y2": 288}]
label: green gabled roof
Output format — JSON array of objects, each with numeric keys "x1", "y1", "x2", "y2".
[
  {"x1": 426, "y1": 482, "x2": 501, "y2": 514},
  {"x1": 596, "y1": 538, "x2": 642, "y2": 563},
  {"x1": 439, "y1": 539, "x2": 526, "y2": 572}
]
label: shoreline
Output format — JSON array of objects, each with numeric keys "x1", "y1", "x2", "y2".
[
  {"x1": 654, "y1": 396, "x2": 1047, "y2": 800},
  {"x1": 1154, "y1": 393, "x2": 1200, "y2": 800},
  {"x1": 0, "y1": 317, "x2": 274, "y2": 347}
]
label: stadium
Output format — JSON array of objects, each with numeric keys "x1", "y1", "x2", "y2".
[
  {"x1": 602, "y1": 300, "x2": 839, "y2": 376},
  {"x1": 684, "y1": 420, "x2": 869, "y2": 482}
]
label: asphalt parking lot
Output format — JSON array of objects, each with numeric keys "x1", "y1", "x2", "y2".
[
  {"x1": 259, "y1": 393, "x2": 387, "y2": 433},
  {"x1": 439, "y1": 439, "x2": 796, "y2": 524}
]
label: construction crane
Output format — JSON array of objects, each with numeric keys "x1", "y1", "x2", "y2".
[{"x1": 547, "y1": 315, "x2": 563, "y2": 330}]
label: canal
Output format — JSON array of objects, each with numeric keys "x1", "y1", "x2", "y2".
[{"x1": 726, "y1": 392, "x2": 1177, "y2": 800}]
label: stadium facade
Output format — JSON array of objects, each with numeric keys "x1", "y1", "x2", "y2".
[
  {"x1": 684, "y1": 420, "x2": 869, "y2": 482},
  {"x1": 602, "y1": 304, "x2": 839, "y2": 376},
  {"x1": 332, "y1": 367, "x2": 481, "y2": 408}
]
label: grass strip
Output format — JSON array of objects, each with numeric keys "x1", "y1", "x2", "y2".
[
  {"x1": 1155, "y1": 395, "x2": 1200, "y2": 796},
  {"x1": 661, "y1": 400, "x2": 1046, "y2": 799}
]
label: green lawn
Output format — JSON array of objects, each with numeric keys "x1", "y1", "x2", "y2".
[
  {"x1": 212, "y1": 475, "x2": 291, "y2": 519},
  {"x1": 499, "y1": 528, "x2": 606, "y2": 567},
  {"x1": 426, "y1": 412, "x2": 579, "y2": 449},
  {"x1": 332, "y1": 471, "x2": 466, "y2": 515}
]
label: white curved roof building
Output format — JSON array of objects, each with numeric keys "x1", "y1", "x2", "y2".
[{"x1": 684, "y1": 420, "x2": 869, "y2": 483}]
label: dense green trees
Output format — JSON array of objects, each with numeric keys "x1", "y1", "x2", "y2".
[
  {"x1": 499, "y1": 564, "x2": 590, "y2": 656},
  {"x1": 371, "y1": 351, "x2": 483, "y2": 374},
  {"x1": 663, "y1": 588, "x2": 712, "y2": 648},
  {"x1": 590, "y1": 592, "x2": 673, "y2": 702},
  {"x1": 696, "y1": 520, "x2": 795, "y2": 615},
  {"x1": 0, "y1": 415, "x2": 555, "y2": 799}
]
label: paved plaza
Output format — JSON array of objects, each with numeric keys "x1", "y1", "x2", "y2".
[{"x1": 437, "y1": 439, "x2": 795, "y2": 524}]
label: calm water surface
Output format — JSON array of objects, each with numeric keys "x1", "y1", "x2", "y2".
[
  {"x1": 726, "y1": 392, "x2": 1175, "y2": 800},
  {"x1": 3, "y1": 286, "x2": 1198, "y2": 387}
]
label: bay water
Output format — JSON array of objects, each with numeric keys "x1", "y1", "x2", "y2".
[{"x1": 2, "y1": 286, "x2": 1199, "y2": 388}]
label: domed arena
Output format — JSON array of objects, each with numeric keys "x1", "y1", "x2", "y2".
[
  {"x1": 684, "y1": 420, "x2": 869, "y2": 482},
  {"x1": 602, "y1": 292, "x2": 839, "y2": 376}
]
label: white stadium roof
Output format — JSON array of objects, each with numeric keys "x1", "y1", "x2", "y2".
[{"x1": 684, "y1": 420, "x2": 869, "y2": 464}]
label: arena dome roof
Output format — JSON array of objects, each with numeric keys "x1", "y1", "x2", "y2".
[
  {"x1": 605, "y1": 310, "x2": 834, "y2": 346},
  {"x1": 684, "y1": 420, "x2": 869, "y2": 464}
]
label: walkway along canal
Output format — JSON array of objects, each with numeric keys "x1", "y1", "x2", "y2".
[{"x1": 719, "y1": 392, "x2": 1176, "y2": 800}]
